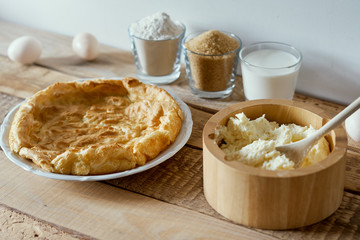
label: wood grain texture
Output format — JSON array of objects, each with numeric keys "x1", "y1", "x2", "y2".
[
  {"x1": 0, "y1": 93, "x2": 23, "y2": 122},
  {"x1": 186, "y1": 107, "x2": 212, "y2": 149},
  {"x1": 0, "y1": 150, "x2": 277, "y2": 240},
  {"x1": 1, "y1": 134, "x2": 358, "y2": 239},
  {"x1": 1, "y1": 20, "x2": 360, "y2": 239},
  {"x1": 0, "y1": 204, "x2": 90, "y2": 240},
  {"x1": 269, "y1": 192, "x2": 360, "y2": 240},
  {"x1": 0, "y1": 56, "x2": 77, "y2": 99},
  {"x1": 345, "y1": 149, "x2": 360, "y2": 193},
  {"x1": 108, "y1": 147, "x2": 214, "y2": 215},
  {"x1": 107, "y1": 144, "x2": 360, "y2": 239},
  {"x1": 1, "y1": 92, "x2": 359, "y2": 238}
]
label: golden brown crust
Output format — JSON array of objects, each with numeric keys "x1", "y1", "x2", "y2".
[{"x1": 9, "y1": 77, "x2": 183, "y2": 175}]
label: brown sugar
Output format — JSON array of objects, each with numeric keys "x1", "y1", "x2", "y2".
[
  {"x1": 184, "y1": 30, "x2": 240, "y2": 92},
  {"x1": 185, "y1": 30, "x2": 239, "y2": 55}
]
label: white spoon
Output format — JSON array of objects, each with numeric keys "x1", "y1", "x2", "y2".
[{"x1": 276, "y1": 97, "x2": 360, "y2": 168}]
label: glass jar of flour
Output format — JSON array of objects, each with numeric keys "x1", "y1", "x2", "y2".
[{"x1": 129, "y1": 12, "x2": 185, "y2": 84}]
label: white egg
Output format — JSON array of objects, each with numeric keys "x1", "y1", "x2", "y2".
[
  {"x1": 345, "y1": 108, "x2": 360, "y2": 142},
  {"x1": 7, "y1": 36, "x2": 42, "y2": 64},
  {"x1": 72, "y1": 32, "x2": 99, "y2": 61}
]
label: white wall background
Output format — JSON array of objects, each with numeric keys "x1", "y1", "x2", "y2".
[{"x1": 0, "y1": 0, "x2": 359, "y2": 104}]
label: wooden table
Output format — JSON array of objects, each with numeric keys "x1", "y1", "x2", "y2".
[{"x1": 0, "y1": 20, "x2": 359, "y2": 240}]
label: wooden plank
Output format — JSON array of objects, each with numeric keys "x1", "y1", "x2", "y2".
[
  {"x1": 263, "y1": 192, "x2": 360, "y2": 239},
  {"x1": 1, "y1": 142, "x2": 359, "y2": 239},
  {"x1": 186, "y1": 107, "x2": 212, "y2": 149},
  {"x1": 1, "y1": 94, "x2": 360, "y2": 238},
  {"x1": 345, "y1": 149, "x2": 360, "y2": 193},
  {"x1": 0, "y1": 56, "x2": 77, "y2": 98},
  {"x1": 0, "y1": 92, "x2": 23, "y2": 122},
  {"x1": 0, "y1": 204, "x2": 88, "y2": 239},
  {"x1": 108, "y1": 147, "x2": 216, "y2": 215},
  {"x1": 0, "y1": 151, "x2": 277, "y2": 240},
  {"x1": 110, "y1": 148, "x2": 359, "y2": 229},
  {"x1": 107, "y1": 146, "x2": 360, "y2": 239},
  {"x1": 1, "y1": 19, "x2": 360, "y2": 238}
]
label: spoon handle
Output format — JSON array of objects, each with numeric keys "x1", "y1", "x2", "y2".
[{"x1": 313, "y1": 97, "x2": 360, "y2": 141}]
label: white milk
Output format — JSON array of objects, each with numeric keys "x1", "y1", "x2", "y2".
[{"x1": 241, "y1": 49, "x2": 300, "y2": 100}]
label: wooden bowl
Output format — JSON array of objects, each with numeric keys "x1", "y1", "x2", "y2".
[{"x1": 202, "y1": 99, "x2": 347, "y2": 230}]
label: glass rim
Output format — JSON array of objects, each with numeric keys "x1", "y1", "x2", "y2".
[
  {"x1": 239, "y1": 41, "x2": 303, "y2": 69},
  {"x1": 182, "y1": 30, "x2": 242, "y2": 57},
  {"x1": 128, "y1": 21, "x2": 186, "y2": 41}
]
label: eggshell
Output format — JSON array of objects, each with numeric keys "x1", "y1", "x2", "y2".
[
  {"x1": 7, "y1": 36, "x2": 42, "y2": 64},
  {"x1": 72, "y1": 32, "x2": 99, "y2": 61},
  {"x1": 345, "y1": 108, "x2": 360, "y2": 142}
]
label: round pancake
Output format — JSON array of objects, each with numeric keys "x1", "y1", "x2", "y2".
[{"x1": 9, "y1": 77, "x2": 183, "y2": 175}]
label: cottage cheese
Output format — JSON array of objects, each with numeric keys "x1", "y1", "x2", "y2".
[{"x1": 215, "y1": 113, "x2": 330, "y2": 170}]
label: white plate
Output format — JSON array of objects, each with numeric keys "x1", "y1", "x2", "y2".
[{"x1": 0, "y1": 78, "x2": 193, "y2": 181}]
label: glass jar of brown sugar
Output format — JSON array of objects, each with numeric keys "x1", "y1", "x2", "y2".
[{"x1": 183, "y1": 30, "x2": 241, "y2": 98}]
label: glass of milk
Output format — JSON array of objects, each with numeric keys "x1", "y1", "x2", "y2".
[{"x1": 239, "y1": 42, "x2": 302, "y2": 100}]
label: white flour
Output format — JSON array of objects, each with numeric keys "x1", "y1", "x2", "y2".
[
  {"x1": 129, "y1": 12, "x2": 185, "y2": 82},
  {"x1": 130, "y1": 12, "x2": 183, "y2": 40}
]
